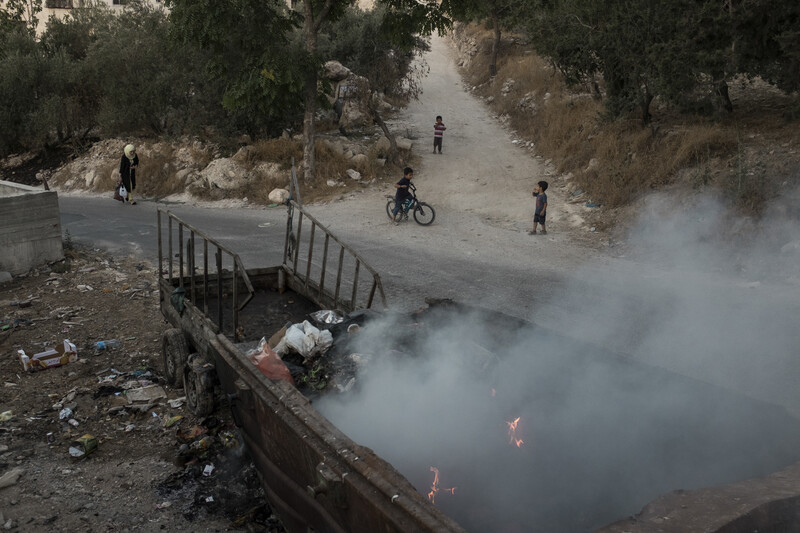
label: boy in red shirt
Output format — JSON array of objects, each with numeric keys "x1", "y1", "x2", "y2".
[{"x1": 433, "y1": 116, "x2": 446, "y2": 154}]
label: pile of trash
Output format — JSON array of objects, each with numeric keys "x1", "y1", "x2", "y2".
[
  {"x1": 244, "y1": 301, "x2": 509, "y2": 401},
  {"x1": 244, "y1": 308, "x2": 392, "y2": 398},
  {"x1": 157, "y1": 417, "x2": 283, "y2": 530}
]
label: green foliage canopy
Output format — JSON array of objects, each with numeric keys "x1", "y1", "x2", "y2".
[
  {"x1": 522, "y1": 0, "x2": 800, "y2": 123},
  {"x1": 165, "y1": 0, "x2": 307, "y2": 133}
]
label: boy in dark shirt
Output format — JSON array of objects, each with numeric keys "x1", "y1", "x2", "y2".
[
  {"x1": 529, "y1": 180, "x2": 548, "y2": 235},
  {"x1": 392, "y1": 167, "x2": 414, "y2": 225}
]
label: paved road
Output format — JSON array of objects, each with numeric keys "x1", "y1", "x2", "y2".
[{"x1": 58, "y1": 194, "x2": 561, "y2": 316}]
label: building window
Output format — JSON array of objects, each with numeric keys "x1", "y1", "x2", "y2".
[{"x1": 45, "y1": 0, "x2": 73, "y2": 8}]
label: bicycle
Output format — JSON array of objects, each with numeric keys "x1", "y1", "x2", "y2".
[{"x1": 385, "y1": 183, "x2": 436, "y2": 226}]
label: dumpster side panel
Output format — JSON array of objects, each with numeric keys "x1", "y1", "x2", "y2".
[{"x1": 160, "y1": 273, "x2": 464, "y2": 533}]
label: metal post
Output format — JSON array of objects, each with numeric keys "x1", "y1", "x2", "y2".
[
  {"x1": 292, "y1": 211, "x2": 304, "y2": 274},
  {"x1": 157, "y1": 210, "x2": 163, "y2": 283},
  {"x1": 168, "y1": 216, "x2": 174, "y2": 286},
  {"x1": 350, "y1": 260, "x2": 360, "y2": 309},
  {"x1": 178, "y1": 224, "x2": 184, "y2": 288},
  {"x1": 305, "y1": 224, "x2": 316, "y2": 290},
  {"x1": 216, "y1": 247, "x2": 223, "y2": 333},
  {"x1": 189, "y1": 232, "x2": 196, "y2": 302},
  {"x1": 203, "y1": 240, "x2": 209, "y2": 314},
  {"x1": 334, "y1": 247, "x2": 345, "y2": 308},
  {"x1": 319, "y1": 234, "x2": 330, "y2": 300},
  {"x1": 233, "y1": 260, "x2": 239, "y2": 342}
]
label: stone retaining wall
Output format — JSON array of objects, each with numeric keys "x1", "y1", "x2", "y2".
[{"x1": 0, "y1": 181, "x2": 64, "y2": 275}]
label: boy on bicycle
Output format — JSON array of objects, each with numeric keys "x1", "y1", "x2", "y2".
[{"x1": 392, "y1": 167, "x2": 414, "y2": 226}]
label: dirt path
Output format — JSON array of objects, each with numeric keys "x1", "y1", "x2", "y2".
[
  {"x1": 390, "y1": 36, "x2": 588, "y2": 233},
  {"x1": 313, "y1": 36, "x2": 603, "y2": 303}
]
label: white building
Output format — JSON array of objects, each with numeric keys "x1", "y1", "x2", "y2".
[{"x1": 1, "y1": 0, "x2": 165, "y2": 35}]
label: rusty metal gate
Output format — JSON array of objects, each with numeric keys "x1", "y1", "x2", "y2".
[{"x1": 283, "y1": 200, "x2": 387, "y2": 312}]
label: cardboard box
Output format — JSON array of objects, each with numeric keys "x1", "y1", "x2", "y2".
[{"x1": 18, "y1": 340, "x2": 78, "y2": 372}]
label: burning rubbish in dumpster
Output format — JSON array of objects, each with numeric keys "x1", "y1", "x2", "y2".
[
  {"x1": 427, "y1": 466, "x2": 456, "y2": 505},
  {"x1": 506, "y1": 417, "x2": 524, "y2": 448},
  {"x1": 315, "y1": 302, "x2": 800, "y2": 532}
]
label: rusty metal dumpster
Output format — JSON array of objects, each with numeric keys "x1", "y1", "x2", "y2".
[{"x1": 157, "y1": 202, "x2": 466, "y2": 533}]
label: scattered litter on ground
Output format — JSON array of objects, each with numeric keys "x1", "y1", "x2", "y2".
[
  {"x1": 165, "y1": 416, "x2": 184, "y2": 428},
  {"x1": 168, "y1": 397, "x2": 186, "y2": 408},
  {"x1": 94, "y1": 339, "x2": 122, "y2": 350},
  {"x1": 18, "y1": 340, "x2": 78, "y2": 372},
  {"x1": 125, "y1": 385, "x2": 167, "y2": 403},
  {"x1": 68, "y1": 434, "x2": 98, "y2": 458}
]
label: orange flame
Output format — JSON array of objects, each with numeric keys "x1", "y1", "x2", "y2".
[
  {"x1": 507, "y1": 416, "x2": 524, "y2": 447},
  {"x1": 428, "y1": 466, "x2": 456, "y2": 504}
]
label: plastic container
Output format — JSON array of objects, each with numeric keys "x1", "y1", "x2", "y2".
[{"x1": 94, "y1": 339, "x2": 122, "y2": 350}]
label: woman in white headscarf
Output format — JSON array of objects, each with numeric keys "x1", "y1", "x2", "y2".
[{"x1": 119, "y1": 144, "x2": 139, "y2": 204}]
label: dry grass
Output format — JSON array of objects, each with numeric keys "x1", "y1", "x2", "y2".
[
  {"x1": 223, "y1": 137, "x2": 391, "y2": 204},
  {"x1": 457, "y1": 24, "x2": 800, "y2": 214},
  {"x1": 247, "y1": 138, "x2": 304, "y2": 170}
]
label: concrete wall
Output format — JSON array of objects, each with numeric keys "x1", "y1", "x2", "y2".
[{"x1": 0, "y1": 181, "x2": 64, "y2": 275}]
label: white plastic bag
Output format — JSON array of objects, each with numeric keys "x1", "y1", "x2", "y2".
[
  {"x1": 312, "y1": 329, "x2": 333, "y2": 357},
  {"x1": 275, "y1": 321, "x2": 333, "y2": 360},
  {"x1": 119, "y1": 184, "x2": 128, "y2": 198},
  {"x1": 310, "y1": 310, "x2": 344, "y2": 325},
  {"x1": 284, "y1": 324, "x2": 314, "y2": 357}
]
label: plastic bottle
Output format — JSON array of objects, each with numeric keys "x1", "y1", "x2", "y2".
[{"x1": 94, "y1": 339, "x2": 122, "y2": 350}]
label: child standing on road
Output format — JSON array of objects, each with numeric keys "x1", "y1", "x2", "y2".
[
  {"x1": 529, "y1": 180, "x2": 548, "y2": 235},
  {"x1": 392, "y1": 167, "x2": 414, "y2": 225},
  {"x1": 433, "y1": 116, "x2": 446, "y2": 154}
]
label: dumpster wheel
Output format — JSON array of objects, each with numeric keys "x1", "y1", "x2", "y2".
[
  {"x1": 185, "y1": 353, "x2": 216, "y2": 417},
  {"x1": 162, "y1": 329, "x2": 189, "y2": 388}
]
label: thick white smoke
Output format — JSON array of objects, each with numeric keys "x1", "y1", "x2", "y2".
[{"x1": 316, "y1": 188, "x2": 800, "y2": 531}]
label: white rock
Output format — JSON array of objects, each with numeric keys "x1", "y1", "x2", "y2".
[
  {"x1": 323, "y1": 60, "x2": 351, "y2": 82},
  {"x1": 83, "y1": 169, "x2": 98, "y2": 189},
  {"x1": 323, "y1": 139, "x2": 345, "y2": 155},
  {"x1": 268, "y1": 188, "x2": 290, "y2": 204},
  {"x1": 252, "y1": 162, "x2": 283, "y2": 181},
  {"x1": 396, "y1": 137, "x2": 413, "y2": 151},
  {"x1": 346, "y1": 169, "x2": 362, "y2": 181},
  {"x1": 200, "y1": 158, "x2": 248, "y2": 190},
  {"x1": 174, "y1": 168, "x2": 196, "y2": 183},
  {"x1": 375, "y1": 136, "x2": 391, "y2": 154}
]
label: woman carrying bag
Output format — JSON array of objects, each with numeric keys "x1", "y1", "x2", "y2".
[{"x1": 119, "y1": 143, "x2": 139, "y2": 205}]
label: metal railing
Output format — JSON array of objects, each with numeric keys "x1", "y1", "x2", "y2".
[
  {"x1": 157, "y1": 209, "x2": 254, "y2": 341},
  {"x1": 283, "y1": 200, "x2": 387, "y2": 312}
]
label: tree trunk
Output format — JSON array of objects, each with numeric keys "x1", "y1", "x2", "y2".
[
  {"x1": 591, "y1": 79, "x2": 602, "y2": 100},
  {"x1": 715, "y1": 80, "x2": 733, "y2": 113},
  {"x1": 302, "y1": 5, "x2": 317, "y2": 184},
  {"x1": 490, "y1": 13, "x2": 500, "y2": 78},
  {"x1": 640, "y1": 90, "x2": 654, "y2": 125},
  {"x1": 373, "y1": 110, "x2": 403, "y2": 167},
  {"x1": 302, "y1": 69, "x2": 317, "y2": 184}
]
